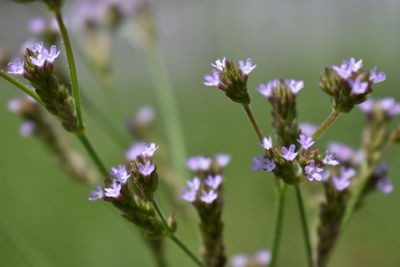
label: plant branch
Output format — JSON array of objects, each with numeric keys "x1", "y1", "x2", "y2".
[
  {"x1": 312, "y1": 111, "x2": 340, "y2": 141},
  {"x1": 0, "y1": 71, "x2": 43, "y2": 105}
]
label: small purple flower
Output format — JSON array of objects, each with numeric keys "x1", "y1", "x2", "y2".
[
  {"x1": 19, "y1": 121, "x2": 36, "y2": 137},
  {"x1": 186, "y1": 156, "x2": 212, "y2": 171},
  {"x1": 299, "y1": 122, "x2": 317, "y2": 137},
  {"x1": 88, "y1": 185, "x2": 104, "y2": 201},
  {"x1": 369, "y1": 66, "x2": 386, "y2": 83},
  {"x1": 285, "y1": 79, "x2": 304, "y2": 94},
  {"x1": 250, "y1": 154, "x2": 267, "y2": 171},
  {"x1": 379, "y1": 98, "x2": 400, "y2": 117},
  {"x1": 211, "y1": 57, "x2": 226, "y2": 71},
  {"x1": 349, "y1": 78, "x2": 368, "y2": 94},
  {"x1": 187, "y1": 177, "x2": 201, "y2": 191},
  {"x1": 142, "y1": 142, "x2": 159, "y2": 157},
  {"x1": 332, "y1": 167, "x2": 356, "y2": 191},
  {"x1": 43, "y1": 45, "x2": 60, "y2": 63},
  {"x1": 322, "y1": 152, "x2": 339, "y2": 166},
  {"x1": 29, "y1": 17, "x2": 46, "y2": 34},
  {"x1": 215, "y1": 153, "x2": 231, "y2": 168},
  {"x1": 328, "y1": 142, "x2": 354, "y2": 163},
  {"x1": 125, "y1": 142, "x2": 147, "y2": 161},
  {"x1": 254, "y1": 250, "x2": 272, "y2": 265},
  {"x1": 297, "y1": 134, "x2": 314, "y2": 150},
  {"x1": 231, "y1": 254, "x2": 248, "y2": 267},
  {"x1": 238, "y1": 58, "x2": 256, "y2": 75},
  {"x1": 264, "y1": 158, "x2": 276, "y2": 172},
  {"x1": 358, "y1": 99, "x2": 374, "y2": 114},
  {"x1": 281, "y1": 144, "x2": 298, "y2": 161},
  {"x1": 138, "y1": 160, "x2": 155, "y2": 176},
  {"x1": 304, "y1": 160, "x2": 324, "y2": 181},
  {"x1": 257, "y1": 80, "x2": 279, "y2": 98},
  {"x1": 135, "y1": 105, "x2": 155, "y2": 125},
  {"x1": 110, "y1": 164, "x2": 131, "y2": 183},
  {"x1": 7, "y1": 98, "x2": 21, "y2": 113},
  {"x1": 260, "y1": 136, "x2": 273, "y2": 150},
  {"x1": 181, "y1": 177, "x2": 200, "y2": 202},
  {"x1": 200, "y1": 190, "x2": 218, "y2": 204},
  {"x1": 29, "y1": 42, "x2": 44, "y2": 53},
  {"x1": 7, "y1": 58, "x2": 25, "y2": 75},
  {"x1": 348, "y1": 58, "x2": 363, "y2": 72},
  {"x1": 376, "y1": 178, "x2": 393, "y2": 194},
  {"x1": 204, "y1": 69, "x2": 220, "y2": 87},
  {"x1": 104, "y1": 179, "x2": 122, "y2": 198},
  {"x1": 333, "y1": 58, "x2": 363, "y2": 79},
  {"x1": 205, "y1": 174, "x2": 223, "y2": 189}
]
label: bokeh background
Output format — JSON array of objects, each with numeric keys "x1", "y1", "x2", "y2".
[{"x1": 1, "y1": 0, "x2": 399, "y2": 266}]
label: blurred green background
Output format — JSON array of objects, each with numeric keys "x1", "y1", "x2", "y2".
[{"x1": 1, "y1": 0, "x2": 399, "y2": 266}]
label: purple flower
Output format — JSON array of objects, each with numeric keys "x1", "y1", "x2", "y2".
[
  {"x1": 204, "y1": 69, "x2": 220, "y2": 87},
  {"x1": 43, "y1": 45, "x2": 60, "y2": 63},
  {"x1": 254, "y1": 250, "x2": 272, "y2": 265},
  {"x1": 200, "y1": 190, "x2": 218, "y2": 204},
  {"x1": 186, "y1": 156, "x2": 212, "y2": 171},
  {"x1": 135, "y1": 105, "x2": 155, "y2": 125},
  {"x1": 348, "y1": 57, "x2": 363, "y2": 72},
  {"x1": 281, "y1": 144, "x2": 298, "y2": 161},
  {"x1": 257, "y1": 80, "x2": 279, "y2": 98},
  {"x1": 304, "y1": 160, "x2": 324, "y2": 181},
  {"x1": 88, "y1": 185, "x2": 104, "y2": 201},
  {"x1": 333, "y1": 58, "x2": 363, "y2": 79},
  {"x1": 205, "y1": 174, "x2": 223, "y2": 189},
  {"x1": 215, "y1": 153, "x2": 231, "y2": 168},
  {"x1": 19, "y1": 121, "x2": 36, "y2": 137},
  {"x1": 369, "y1": 66, "x2": 386, "y2": 83},
  {"x1": 358, "y1": 99, "x2": 374, "y2": 113},
  {"x1": 379, "y1": 98, "x2": 400, "y2": 117},
  {"x1": 264, "y1": 158, "x2": 276, "y2": 172},
  {"x1": 349, "y1": 78, "x2": 368, "y2": 94},
  {"x1": 110, "y1": 164, "x2": 131, "y2": 183},
  {"x1": 238, "y1": 58, "x2": 256, "y2": 75},
  {"x1": 328, "y1": 142, "x2": 354, "y2": 163},
  {"x1": 285, "y1": 79, "x2": 304, "y2": 94},
  {"x1": 211, "y1": 57, "x2": 226, "y2": 71},
  {"x1": 7, "y1": 58, "x2": 25, "y2": 75},
  {"x1": 138, "y1": 160, "x2": 155, "y2": 176},
  {"x1": 332, "y1": 167, "x2": 356, "y2": 191},
  {"x1": 231, "y1": 254, "x2": 249, "y2": 267},
  {"x1": 299, "y1": 122, "x2": 317, "y2": 137},
  {"x1": 250, "y1": 154, "x2": 267, "y2": 171},
  {"x1": 29, "y1": 17, "x2": 46, "y2": 34},
  {"x1": 125, "y1": 142, "x2": 147, "y2": 161},
  {"x1": 260, "y1": 136, "x2": 273, "y2": 150},
  {"x1": 297, "y1": 134, "x2": 314, "y2": 150},
  {"x1": 29, "y1": 42, "x2": 44, "y2": 53},
  {"x1": 187, "y1": 177, "x2": 201, "y2": 191},
  {"x1": 376, "y1": 178, "x2": 393, "y2": 194},
  {"x1": 7, "y1": 98, "x2": 21, "y2": 113},
  {"x1": 104, "y1": 179, "x2": 122, "y2": 198},
  {"x1": 142, "y1": 142, "x2": 159, "y2": 157},
  {"x1": 181, "y1": 177, "x2": 200, "y2": 202},
  {"x1": 322, "y1": 151, "x2": 339, "y2": 166}
]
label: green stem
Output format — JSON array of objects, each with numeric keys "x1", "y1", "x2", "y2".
[
  {"x1": 75, "y1": 132, "x2": 108, "y2": 176},
  {"x1": 54, "y1": 9, "x2": 84, "y2": 130},
  {"x1": 295, "y1": 184, "x2": 314, "y2": 267},
  {"x1": 243, "y1": 104, "x2": 264, "y2": 141},
  {"x1": 312, "y1": 111, "x2": 340, "y2": 141},
  {"x1": 269, "y1": 181, "x2": 287, "y2": 267},
  {"x1": 0, "y1": 71, "x2": 43, "y2": 105},
  {"x1": 151, "y1": 197, "x2": 204, "y2": 267}
]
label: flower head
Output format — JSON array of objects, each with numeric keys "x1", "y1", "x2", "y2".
[
  {"x1": 285, "y1": 79, "x2": 304, "y2": 94},
  {"x1": 257, "y1": 80, "x2": 279, "y2": 98},
  {"x1": 238, "y1": 58, "x2": 256, "y2": 75},
  {"x1": 369, "y1": 66, "x2": 386, "y2": 83},
  {"x1": 260, "y1": 136, "x2": 273, "y2": 150},
  {"x1": 322, "y1": 151, "x2": 340, "y2": 166},
  {"x1": 142, "y1": 142, "x2": 159, "y2": 157},
  {"x1": 186, "y1": 156, "x2": 212, "y2": 171},
  {"x1": 297, "y1": 134, "x2": 314, "y2": 150},
  {"x1": 332, "y1": 167, "x2": 356, "y2": 191},
  {"x1": 181, "y1": 177, "x2": 200, "y2": 202},
  {"x1": 203, "y1": 69, "x2": 220, "y2": 87},
  {"x1": 138, "y1": 160, "x2": 155, "y2": 176},
  {"x1": 200, "y1": 190, "x2": 218, "y2": 204},
  {"x1": 110, "y1": 164, "x2": 131, "y2": 183},
  {"x1": 281, "y1": 144, "x2": 298, "y2": 161},
  {"x1": 332, "y1": 58, "x2": 362, "y2": 79},
  {"x1": 215, "y1": 153, "x2": 231, "y2": 168},
  {"x1": 125, "y1": 142, "x2": 147, "y2": 161},
  {"x1": 43, "y1": 45, "x2": 60, "y2": 63},
  {"x1": 104, "y1": 179, "x2": 122, "y2": 198},
  {"x1": 205, "y1": 174, "x2": 223, "y2": 189},
  {"x1": 349, "y1": 78, "x2": 368, "y2": 94},
  {"x1": 304, "y1": 160, "x2": 324, "y2": 181},
  {"x1": 7, "y1": 58, "x2": 25, "y2": 75},
  {"x1": 211, "y1": 57, "x2": 226, "y2": 71},
  {"x1": 250, "y1": 154, "x2": 276, "y2": 172},
  {"x1": 88, "y1": 185, "x2": 104, "y2": 201}
]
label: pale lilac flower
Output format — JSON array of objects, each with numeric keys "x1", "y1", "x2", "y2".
[
  {"x1": 257, "y1": 80, "x2": 279, "y2": 98},
  {"x1": 181, "y1": 177, "x2": 200, "y2": 202},
  {"x1": 187, "y1": 177, "x2": 201, "y2": 191},
  {"x1": 110, "y1": 164, "x2": 131, "y2": 183},
  {"x1": 138, "y1": 160, "x2": 155, "y2": 176},
  {"x1": 30, "y1": 53, "x2": 47, "y2": 67},
  {"x1": 348, "y1": 58, "x2": 363, "y2": 72},
  {"x1": 19, "y1": 121, "x2": 36, "y2": 137},
  {"x1": 254, "y1": 250, "x2": 272, "y2": 265},
  {"x1": 43, "y1": 45, "x2": 60, "y2": 63},
  {"x1": 215, "y1": 153, "x2": 231, "y2": 168},
  {"x1": 29, "y1": 17, "x2": 47, "y2": 34},
  {"x1": 358, "y1": 99, "x2": 374, "y2": 113},
  {"x1": 211, "y1": 57, "x2": 226, "y2": 71},
  {"x1": 231, "y1": 254, "x2": 248, "y2": 267},
  {"x1": 7, "y1": 58, "x2": 25, "y2": 75},
  {"x1": 321, "y1": 170, "x2": 331, "y2": 182},
  {"x1": 379, "y1": 98, "x2": 400, "y2": 117},
  {"x1": 186, "y1": 156, "x2": 212, "y2": 171},
  {"x1": 142, "y1": 142, "x2": 159, "y2": 157},
  {"x1": 88, "y1": 185, "x2": 104, "y2": 201},
  {"x1": 125, "y1": 142, "x2": 147, "y2": 161},
  {"x1": 332, "y1": 167, "x2": 356, "y2": 191},
  {"x1": 376, "y1": 178, "x2": 393, "y2": 194},
  {"x1": 204, "y1": 70, "x2": 220, "y2": 86},
  {"x1": 304, "y1": 160, "x2": 324, "y2": 181},
  {"x1": 205, "y1": 174, "x2": 223, "y2": 189},
  {"x1": 7, "y1": 98, "x2": 22, "y2": 113},
  {"x1": 328, "y1": 142, "x2": 354, "y2": 163},
  {"x1": 200, "y1": 190, "x2": 218, "y2": 204},
  {"x1": 104, "y1": 179, "x2": 122, "y2": 198},
  {"x1": 285, "y1": 79, "x2": 304, "y2": 94},
  {"x1": 349, "y1": 78, "x2": 368, "y2": 94},
  {"x1": 297, "y1": 134, "x2": 314, "y2": 150},
  {"x1": 299, "y1": 122, "x2": 317, "y2": 137},
  {"x1": 281, "y1": 144, "x2": 298, "y2": 161},
  {"x1": 332, "y1": 58, "x2": 362, "y2": 79},
  {"x1": 264, "y1": 158, "x2": 276, "y2": 172},
  {"x1": 135, "y1": 105, "x2": 155, "y2": 125},
  {"x1": 250, "y1": 154, "x2": 267, "y2": 171},
  {"x1": 260, "y1": 136, "x2": 273, "y2": 150},
  {"x1": 238, "y1": 58, "x2": 256, "y2": 75},
  {"x1": 322, "y1": 152, "x2": 339, "y2": 166},
  {"x1": 29, "y1": 42, "x2": 44, "y2": 53},
  {"x1": 369, "y1": 66, "x2": 386, "y2": 83}
]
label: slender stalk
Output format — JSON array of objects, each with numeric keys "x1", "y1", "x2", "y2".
[
  {"x1": 54, "y1": 9, "x2": 84, "y2": 130},
  {"x1": 243, "y1": 104, "x2": 264, "y2": 141},
  {"x1": 0, "y1": 71, "x2": 43, "y2": 105},
  {"x1": 295, "y1": 185, "x2": 314, "y2": 267},
  {"x1": 269, "y1": 181, "x2": 287, "y2": 267},
  {"x1": 75, "y1": 132, "x2": 108, "y2": 176},
  {"x1": 312, "y1": 111, "x2": 340, "y2": 140},
  {"x1": 151, "y1": 197, "x2": 204, "y2": 267}
]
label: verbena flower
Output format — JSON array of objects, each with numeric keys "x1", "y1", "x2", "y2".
[
  {"x1": 285, "y1": 79, "x2": 304, "y2": 94},
  {"x1": 332, "y1": 167, "x2": 356, "y2": 191},
  {"x1": 19, "y1": 121, "x2": 36, "y2": 137},
  {"x1": 125, "y1": 142, "x2": 148, "y2": 161},
  {"x1": 181, "y1": 177, "x2": 200, "y2": 202},
  {"x1": 257, "y1": 80, "x2": 279, "y2": 98},
  {"x1": 200, "y1": 190, "x2": 218, "y2": 204},
  {"x1": 138, "y1": 160, "x2": 155, "y2": 176},
  {"x1": 186, "y1": 156, "x2": 212, "y2": 171},
  {"x1": 110, "y1": 164, "x2": 131, "y2": 183},
  {"x1": 230, "y1": 254, "x2": 248, "y2": 267},
  {"x1": 297, "y1": 134, "x2": 314, "y2": 149},
  {"x1": 215, "y1": 153, "x2": 231, "y2": 168},
  {"x1": 304, "y1": 160, "x2": 324, "y2": 181},
  {"x1": 7, "y1": 58, "x2": 25, "y2": 75},
  {"x1": 328, "y1": 142, "x2": 355, "y2": 163},
  {"x1": 88, "y1": 185, "x2": 104, "y2": 201},
  {"x1": 205, "y1": 174, "x2": 223, "y2": 189},
  {"x1": 281, "y1": 144, "x2": 298, "y2": 161},
  {"x1": 359, "y1": 98, "x2": 400, "y2": 118},
  {"x1": 299, "y1": 122, "x2": 317, "y2": 137},
  {"x1": 211, "y1": 57, "x2": 226, "y2": 71},
  {"x1": 332, "y1": 58, "x2": 362, "y2": 79},
  {"x1": 250, "y1": 154, "x2": 266, "y2": 171},
  {"x1": 204, "y1": 69, "x2": 220, "y2": 86},
  {"x1": 369, "y1": 66, "x2": 386, "y2": 83},
  {"x1": 349, "y1": 77, "x2": 368, "y2": 94},
  {"x1": 260, "y1": 136, "x2": 273, "y2": 150},
  {"x1": 254, "y1": 250, "x2": 272, "y2": 265},
  {"x1": 322, "y1": 151, "x2": 340, "y2": 166},
  {"x1": 142, "y1": 142, "x2": 159, "y2": 157},
  {"x1": 238, "y1": 58, "x2": 256, "y2": 75},
  {"x1": 376, "y1": 178, "x2": 394, "y2": 194},
  {"x1": 135, "y1": 105, "x2": 155, "y2": 125},
  {"x1": 104, "y1": 179, "x2": 122, "y2": 198}
]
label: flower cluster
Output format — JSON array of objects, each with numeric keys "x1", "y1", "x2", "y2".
[
  {"x1": 204, "y1": 57, "x2": 256, "y2": 104},
  {"x1": 319, "y1": 57, "x2": 386, "y2": 113},
  {"x1": 359, "y1": 97, "x2": 400, "y2": 120}
]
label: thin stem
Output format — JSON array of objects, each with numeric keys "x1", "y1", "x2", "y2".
[
  {"x1": 269, "y1": 181, "x2": 287, "y2": 267},
  {"x1": 54, "y1": 9, "x2": 84, "y2": 130},
  {"x1": 242, "y1": 104, "x2": 264, "y2": 141},
  {"x1": 0, "y1": 71, "x2": 43, "y2": 105},
  {"x1": 151, "y1": 197, "x2": 204, "y2": 267},
  {"x1": 295, "y1": 184, "x2": 314, "y2": 267},
  {"x1": 75, "y1": 132, "x2": 108, "y2": 176},
  {"x1": 312, "y1": 111, "x2": 340, "y2": 141}
]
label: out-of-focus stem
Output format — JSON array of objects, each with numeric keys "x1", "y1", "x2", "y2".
[
  {"x1": 0, "y1": 71, "x2": 43, "y2": 104},
  {"x1": 75, "y1": 132, "x2": 108, "y2": 176}
]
